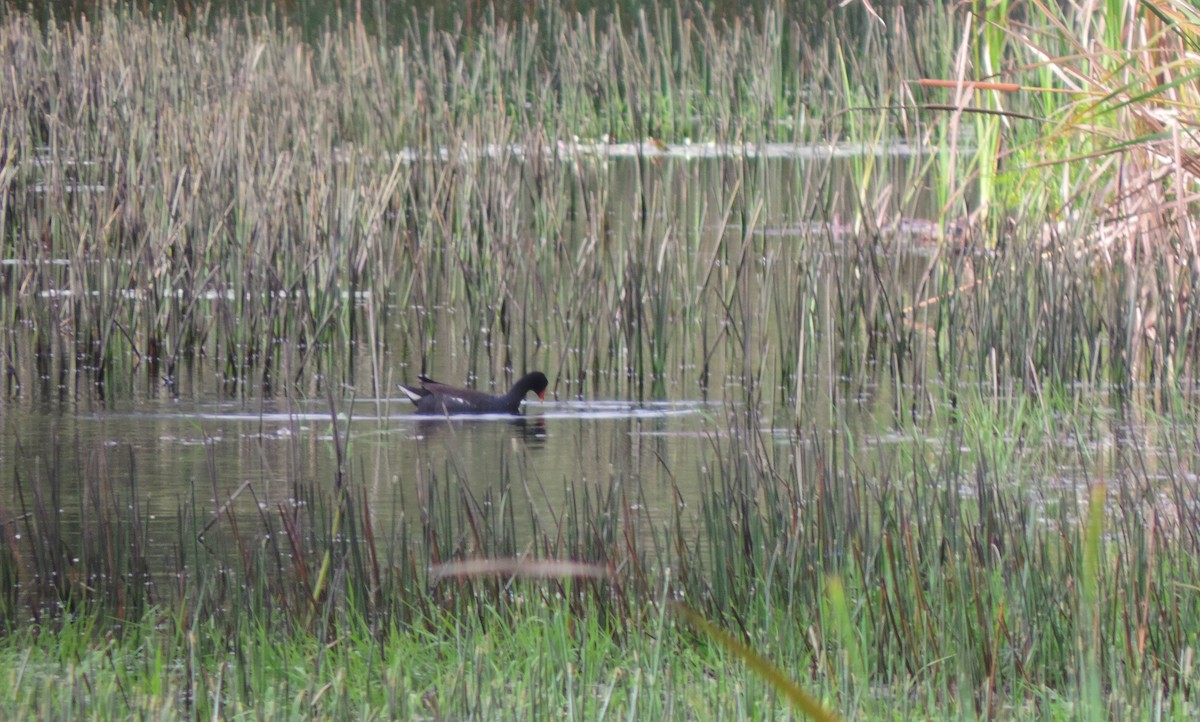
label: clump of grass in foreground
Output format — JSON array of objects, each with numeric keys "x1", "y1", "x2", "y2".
[
  {"x1": 6, "y1": 390, "x2": 1200, "y2": 718},
  {"x1": 0, "y1": 590, "x2": 836, "y2": 720}
]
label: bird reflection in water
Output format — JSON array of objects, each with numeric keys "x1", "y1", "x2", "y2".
[{"x1": 411, "y1": 415, "x2": 547, "y2": 447}]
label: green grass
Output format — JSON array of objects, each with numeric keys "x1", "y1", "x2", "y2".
[
  {"x1": 5, "y1": 392, "x2": 1200, "y2": 719},
  {"x1": 0, "y1": 594, "x2": 803, "y2": 720}
]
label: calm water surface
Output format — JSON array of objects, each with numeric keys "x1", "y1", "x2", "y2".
[{"x1": 2, "y1": 389, "x2": 732, "y2": 551}]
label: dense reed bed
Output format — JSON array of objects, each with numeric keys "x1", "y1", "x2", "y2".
[
  {"x1": 3, "y1": 2, "x2": 1198, "y2": 406},
  {"x1": 4, "y1": 0, "x2": 1200, "y2": 718},
  {"x1": 0, "y1": 1, "x2": 992, "y2": 410}
]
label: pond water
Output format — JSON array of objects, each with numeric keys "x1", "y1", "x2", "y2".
[{"x1": 1, "y1": 393, "x2": 717, "y2": 554}]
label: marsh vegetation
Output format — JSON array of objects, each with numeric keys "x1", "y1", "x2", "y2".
[{"x1": 3, "y1": 0, "x2": 1200, "y2": 718}]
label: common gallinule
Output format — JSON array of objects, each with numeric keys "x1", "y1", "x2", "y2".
[{"x1": 399, "y1": 371, "x2": 549, "y2": 415}]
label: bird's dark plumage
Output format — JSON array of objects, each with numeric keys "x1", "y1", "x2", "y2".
[{"x1": 400, "y1": 372, "x2": 549, "y2": 415}]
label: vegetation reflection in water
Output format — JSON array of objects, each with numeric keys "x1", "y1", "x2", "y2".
[{"x1": 4, "y1": 0, "x2": 1200, "y2": 719}]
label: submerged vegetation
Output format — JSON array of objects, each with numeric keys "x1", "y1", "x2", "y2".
[{"x1": 3, "y1": 0, "x2": 1200, "y2": 718}]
